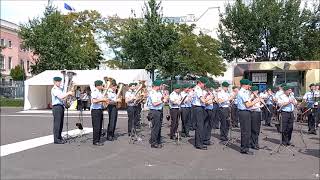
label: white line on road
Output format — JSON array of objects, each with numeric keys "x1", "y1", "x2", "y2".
[{"x1": 0, "y1": 128, "x2": 93, "y2": 157}]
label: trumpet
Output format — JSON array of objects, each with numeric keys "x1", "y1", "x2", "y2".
[{"x1": 252, "y1": 92, "x2": 271, "y2": 113}]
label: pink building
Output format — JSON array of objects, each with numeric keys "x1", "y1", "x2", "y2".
[{"x1": 0, "y1": 19, "x2": 36, "y2": 82}]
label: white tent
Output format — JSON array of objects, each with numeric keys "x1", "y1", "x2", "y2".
[{"x1": 24, "y1": 69, "x2": 152, "y2": 110}]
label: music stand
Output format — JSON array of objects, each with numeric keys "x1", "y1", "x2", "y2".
[
  {"x1": 223, "y1": 113, "x2": 240, "y2": 150},
  {"x1": 75, "y1": 108, "x2": 89, "y2": 144},
  {"x1": 63, "y1": 106, "x2": 73, "y2": 143},
  {"x1": 270, "y1": 113, "x2": 295, "y2": 156}
]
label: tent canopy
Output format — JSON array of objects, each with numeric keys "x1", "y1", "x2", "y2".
[{"x1": 24, "y1": 69, "x2": 151, "y2": 110}]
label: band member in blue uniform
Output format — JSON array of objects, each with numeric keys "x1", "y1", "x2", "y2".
[
  {"x1": 278, "y1": 86, "x2": 297, "y2": 145},
  {"x1": 91, "y1": 80, "x2": 109, "y2": 146},
  {"x1": 237, "y1": 79, "x2": 260, "y2": 155},
  {"x1": 249, "y1": 86, "x2": 263, "y2": 150},
  {"x1": 169, "y1": 84, "x2": 182, "y2": 139},
  {"x1": 125, "y1": 82, "x2": 138, "y2": 136},
  {"x1": 217, "y1": 81, "x2": 233, "y2": 142},
  {"x1": 193, "y1": 77, "x2": 208, "y2": 150},
  {"x1": 180, "y1": 84, "x2": 192, "y2": 137},
  {"x1": 106, "y1": 80, "x2": 120, "y2": 141},
  {"x1": 147, "y1": 80, "x2": 164, "y2": 148},
  {"x1": 303, "y1": 83, "x2": 318, "y2": 135},
  {"x1": 51, "y1": 77, "x2": 73, "y2": 144},
  {"x1": 264, "y1": 87, "x2": 274, "y2": 126}
]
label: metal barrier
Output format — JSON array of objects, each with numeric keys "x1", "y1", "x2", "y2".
[{"x1": 0, "y1": 81, "x2": 24, "y2": 99}]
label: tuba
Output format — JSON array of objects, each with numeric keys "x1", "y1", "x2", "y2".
[
  {"x1": 101, "y1": 77, "x2": 114, "y2": 108},
  {"x1": 134, "y1": 80, "x2": 146, "y2": 105},
  {"x1": 62, "y1": 71, "x2": 76, "y2": 109}
]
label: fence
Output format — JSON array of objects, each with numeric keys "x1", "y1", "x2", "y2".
[{"x1": 0, "y1": 81, "x2": 24, "y2": 99}]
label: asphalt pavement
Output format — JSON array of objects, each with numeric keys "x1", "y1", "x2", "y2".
[{"x1": 1, "y1": 107, "x2": 319, "y2": 179}]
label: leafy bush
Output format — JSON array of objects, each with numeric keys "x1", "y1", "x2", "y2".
[{"x1": 0, "y1": 97, "x2": 23, "y2": 107}]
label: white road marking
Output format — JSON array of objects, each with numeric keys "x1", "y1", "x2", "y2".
[{"x1": 0, "y1": 128, "x2": 93, "y2": 157}]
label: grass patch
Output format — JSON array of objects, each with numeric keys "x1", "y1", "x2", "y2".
[{"x1": 0, "y1": 97, "x2": 23, "y2": 107}]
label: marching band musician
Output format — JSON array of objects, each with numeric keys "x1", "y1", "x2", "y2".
[
  {"x1": 231, "y1": 86, "x2": 239, "y2": 128},
  {"x1": 237, "y1": 79, "x2": 260, "y2": 155},
  {"x1": 193, "y1": 77, "x2": 208, "y2": 150},
  {"x1": 277, "y1": 86, "x2": 297, "y2": 146},
  {"x1": 106, "y1": 80, "x2": 119, "y2": 141},
  {"x1": 212, "y1": 85, "x2": 221, "y2": 129},
  {"x1": 180, "y1": 84, "x2": 192, "y2": 137},
  {"x1": 303, "y1": 83, "x2": 318, "y2": 135},
  {"x1": 169, "y1": 84, "x2": 182, "y2": 140},
  {"x1": 91, "y1": 80, "x2": 109, "y2": 146},
  {"x1": 51, "y1": 77, "x2": 73, "y2": 144},
  {"x1": 217, "y1": 81, "x2": 233, "y2": 142},
  {"x1": 249, "y1": 86, "x2": 263, "y2": 150},
  {"x1": 203, "y1": 82, "x2": 218, "y2": 145},
  {"x1": 147, "y1": 80, "x2": 164, "y2": 148},
  {"x1": 264, "y1": 87, "x2": 274, "y2": 127},
  {"x1": 189, "y1": 83, "x2": 197, "y2": 131},
  {"x1": 125, "y1": 82, "x2": 138, "y2": 136}
]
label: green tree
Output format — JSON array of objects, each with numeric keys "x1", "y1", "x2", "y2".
[
  {"x1": 103, "y1": 0, "x2": 226, "y2": 79},
  {"x1": 19, "y1": 7, "x2": 103, "y2": 74},
  {"x1": 219, "y1": 0, "x2": 319, "y2": 62},
  {"x1": 10, "y1": 65, "x2": 25, "y2": 81}
]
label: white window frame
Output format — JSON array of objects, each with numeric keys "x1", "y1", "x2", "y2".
[
  {"x1": 8, "y1": 40, "x2": 12, "y2": 48},
  {"x1": 0, "y1": 55, "x2": 5, "y2": 70},
  {"x1": 0, "y1": 39, "x2": 5, "y2": 47}
]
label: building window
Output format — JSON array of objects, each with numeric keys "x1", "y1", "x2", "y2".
[
  {"x1": 8, "y1": 57, "x2": 12, "y2": 69},
  {"x1": 8, "y1": 41, "x2": 12, "y2": 48},
  {"x1": 0, "y1": 39, "x2": 5, "y2": 46},
  {"x1": 20, "y1": 59, "x2": 24, "y2": 70},
  {"x1": 0, "y1": 55, "x2": 5, "y2": 70},
  {"x1": 27, "y1": 60, "x2": 30, "y2": 72}
]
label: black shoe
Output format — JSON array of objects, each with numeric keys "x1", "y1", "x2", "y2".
[
  {"x1": 93, "y1": 142, "x2": 104, "y2": 146},
  {"x1": 252, "y1": 146, "x2": 259, "y2": 150},
  {"x1": 170, "y1": 136, "x2": 174, "y2": 140},
  {"x1": 267, "y1": 124, "x2": 273, "y2": 127},
  {"x1": 241, "y1": 150, "x2": 254, "y2": 155},
  {"x1": 128, "y1": 133, "x2": 132, "y2": 137},
  {"x1": 151, "y1": 144, "x2": 160, "y2": 148},
  {"x1": 158, "y1": 144, "x2": 163, "y2": 148},
  {"x1": 54, "y1": 140, "x2": 65, "y2": 144},
  {"x1": 196, "y1": 146, "x2": 207, "y2": 150}
]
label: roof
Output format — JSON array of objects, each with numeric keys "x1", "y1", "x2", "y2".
[{"x1": 25, "y1": 69, "x2": 151, "y2": 86}]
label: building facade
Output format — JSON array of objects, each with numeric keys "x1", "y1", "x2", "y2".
[
  {"x1": 233, "y1": 61, "x2": 320, "y2": 96},
  {"x1": 0, "y1": 19, "x2": 35, "y2": 83}
]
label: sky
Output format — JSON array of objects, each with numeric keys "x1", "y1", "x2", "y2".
[{"x1": 1, "y1": 0, "x2": 234, "y2": 25}]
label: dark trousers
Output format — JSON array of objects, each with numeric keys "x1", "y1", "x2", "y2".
[
  {"x1": 204, "y1": 109, "x2": 216, "y2": 143},
  {"x1": 136, "y1": 103, "x2": 142, "y2": 126},
  {"x1": 265, "y1": 104, "x2": 273, "y2": 125},
  {"x1": 281, "y1": 111, "x2": 294, "y2": 144},
  {"x1": 76, "y1": 98, "x2": 81, "y2": 110},
  {"x1": 107, "y1": 105, "x2": 118, "y2": 138},
  {"x1": 307, "y1": 110, "x2": 316, "y2": 131},
  {"x1": 191, "y1": 106, "x2": 197, "y2": 130},
  {"x1": 231, "y1": 104, "x2": 239, "y2": 125},
  {"x1": 239, "y1": 110, "x2": 251, "y2": 152},
  {"x1": 127, "y1": 106, "x2": 137, "y2": 134},
  {"x1": 52, "y1": 105, "x2": 64, "y2": 142},
  {"x1": 91, "y1": 109, "x2": 103, "y2": 143},
  {"x1": 170, "y1": 108, "x2": 180, "y2": 137},
  {"x1": 181, "y1": 107, "x2": 191, "y2": 135},
  {"x1": 212, "y1": 108, "x2": 220, "y2": 129},
  {"x1": 82, "y1": 101, "x2": 88, "y2": 110},
  {"x1": 219, "y1": 107, "x2": 230, "y2": 140},
  {"x1": 250, "y1": 111, "x2": 261, "y2": 147},
  {"x1": 149, "y1": 110, "x2": 162, "y2": 145},
  {"x1": 194, "y1": 106, "x2": 206, "y2": 148}
]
